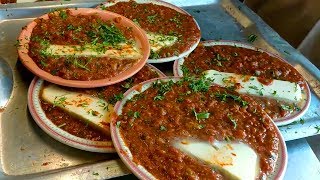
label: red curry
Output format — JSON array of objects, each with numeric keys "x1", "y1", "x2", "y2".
[
  {"x1": 117, "y1": 77, "x2": 279, "y2": 179},
  {"x1": 182, "y1": 44, "x2": 306, "y2": 119},
  {"x1": 40, "y1": 65, "x2": 160, "y2": 141}
]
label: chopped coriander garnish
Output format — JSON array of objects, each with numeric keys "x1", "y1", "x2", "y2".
[
  {"x1": 121, "y1": 78, "x2": 133, "y2": 89},
  {"x1": 170, "y1": 16, "x2": 182, "y2": 26},
  {"x1": 14, "y1": 39, "x2": 21, "y2": 48},
  {"x1": 280, "y1": 104, "x2": 294, "y2": 112},
  {"x1": 188, "y1": 77, "x2": 212, "y2": 92},
  {"x1": 258, "y1": 88, "x2": 264, "y2": 96},
  {"x1": 198, "y1": 124, "x2": 205, "y2": 129},
  {"x1": 194, "y1": 67, "x2": 203, "y2": 74},
  {"x1": 224, "y1": 136, "x2": 234, "y2": 142},
  {"x1": 154, "y1": 95, "x2": 164, "y2": 101},
  {"x1": 127, "y1": 111, "x2": 140, "y2": 126},
  {"x1": 133, "y1": 111, "x2": 140, "y2": 119},
  {"x1": 226, "y1": 86, "x2": 236, "y2": 91},
  {"x1": 248, "y1": 85, "x2": 264, "y2": 96},
  {"x1": 272, "y1": 90, "x2": 277, "y2": 96},
  {"x1": 108, "y1": 93, "x2": 124, "y2": 105},
  {"x1": 227, "y1": 114, "x2": 237, "y2": 129},
  {"x1": 222, "y1": 77, "x2": 229, "y2": 83},
  {"x1": 132, "y1": 18, "x2": 140, "y2": 26},
  {"x1": 71, "y1": 58, "x2": 91, "y2": 71},
  {"x1": 180, "y1": 65, "x2": 190, "y2": 75},
  {"x1": 248, "y1": 85, "x2": 259, "y2": 90},
  {"x1": 290, "y1": 118, "x2": 305, "y2": 125},
  {"x1": 216, "y1": 53, "x2": 222, "y2": 61},
  {"x1": 129, "y1": 93, "x2": 145, "y2": 102},
  {"x1": 59, "y1": 10, "x2": 68, "y2": 20},
  {"x1": 67, "y1": 24, "x2": 75, "y2": 30},
  {"x1": 294, "y1": 83, "x2": 298, "y2": 92},
  {"x1": 160, "y1": 125, "x2": 167, "y2": 131},
  {"x1": 75, "y1": 26, "x2": 82, "y2": 32},
  {"x1": 131, "y1": 2, "x2": 138, "y2": 7},
  {"x1": 284, "y1": 50, "x2": 290, "y2": 55},
  {"x1": 88, "y1": 109, "x2": 99, "y2": 116},
  {"x1": 92, "y1": 172, "x2": 99, "y2": 176},
  {"x1": 232, "y1": 52, "x2": 238, "y2": 57},
  {"x1": 40, "y1": 60, "x2": 48, "y2": 67},
  {"x1": 97, "y1": 99, "x2": 108, "y2": 110},
  {"x1": 100, "y1": 5, "x2": 107, "y2": 10},
  {"x1": 116, "y1": 121, "x2": 121, "y2": 128},
  {"x1": 200, "y1": 37, "x2": 206, "y2": 41},
  {"x1": 147, "y1": 14, "x2": 157, "y2": 23},
  {"x1": 150, "y1": 50, "x2": 160, "y2": 59},
  {"x1": 153, "y1": 80, "x2": 175, "y2": 101},
  {"x1": 214, "y1": 92, "x2": 248, "y2": 107},
  {"x1": 315, "y1": 125, "x2": 320, "y2": 133},
  {"x1": 80, "y1": 102, "x2": 89, "y2": 108},
  {"x1": 192, "y1": 109, "x2": 210, "y2": 122},
  {"x1": 176, "y1": 97, "x2": 184, "y2": 103},
  {"x1": 87, "y1": 24, "x2": 127, "y2": 48},
  {"x1": 53, "y1": 96, "x2": 67, "y2": 107},
  {"x1": 196, "y1": 112, "x2": 210, "y2": 119}
]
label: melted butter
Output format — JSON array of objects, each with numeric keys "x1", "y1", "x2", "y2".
[
  {"x1": 42, "y1": 84, "x2": 113, "y2": 134},
  {"x1": 147, "y1": 32, "x2": 178, "y2": 52},
  {"x1": 44, "y1": 42, "x2": 142, "y2": 59},
  {"x1": 174, "y1": 139, "x2": 260, "y2": 180}
]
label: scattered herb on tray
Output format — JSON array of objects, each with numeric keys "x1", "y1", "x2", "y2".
[
  {"x1": 315, "y1": 125, "x2": 320, "y2": 133},
  {"x1": 247, "y1": 34, "x2": 258, "y2": 43}
]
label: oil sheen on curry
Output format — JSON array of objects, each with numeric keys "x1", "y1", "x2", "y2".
[
  {"x1": 40, "y1": 66, "x2": 159, "y2": 141},
  {"x1": 28, "y1": 9, "x2": 142, "y2": 81},
  {"x1": 102, "y1": 1, "x2": 200, "y2": 59},
  {"x1": 116, "y1": 77, "x2": 279, "y2": 179},
  {"x1": 181, "y1": 44, "x2": 307, "y2": 120}
]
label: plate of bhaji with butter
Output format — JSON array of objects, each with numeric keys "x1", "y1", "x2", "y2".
[
  {"x1": 28, "y1": 64, "x2": 164, "y2": 152},
  {"x1": 98, "y1": 0, "x2": 201, "y2": 63},
  {"x1": 111, "y1": 76, "x2": 287, "y2": 179},
  {"x1": 18, "y1": 8, "x2": 150, "y2": 88},
  {"x1": 174, "y1": 41, "x2": 311, "y2": 126}
]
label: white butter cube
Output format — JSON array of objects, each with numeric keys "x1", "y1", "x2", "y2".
[{"x1": 41, "y1": 84, "x2": 112, "y2": 134}]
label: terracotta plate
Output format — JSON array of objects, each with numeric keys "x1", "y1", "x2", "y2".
[{"x1": 18, "y1": 8, "x2": 150, "y2": 88}]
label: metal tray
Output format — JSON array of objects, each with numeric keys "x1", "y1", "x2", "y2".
[{"x1": 0, "y1": 0, "x2": 319, "y2": 179}]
